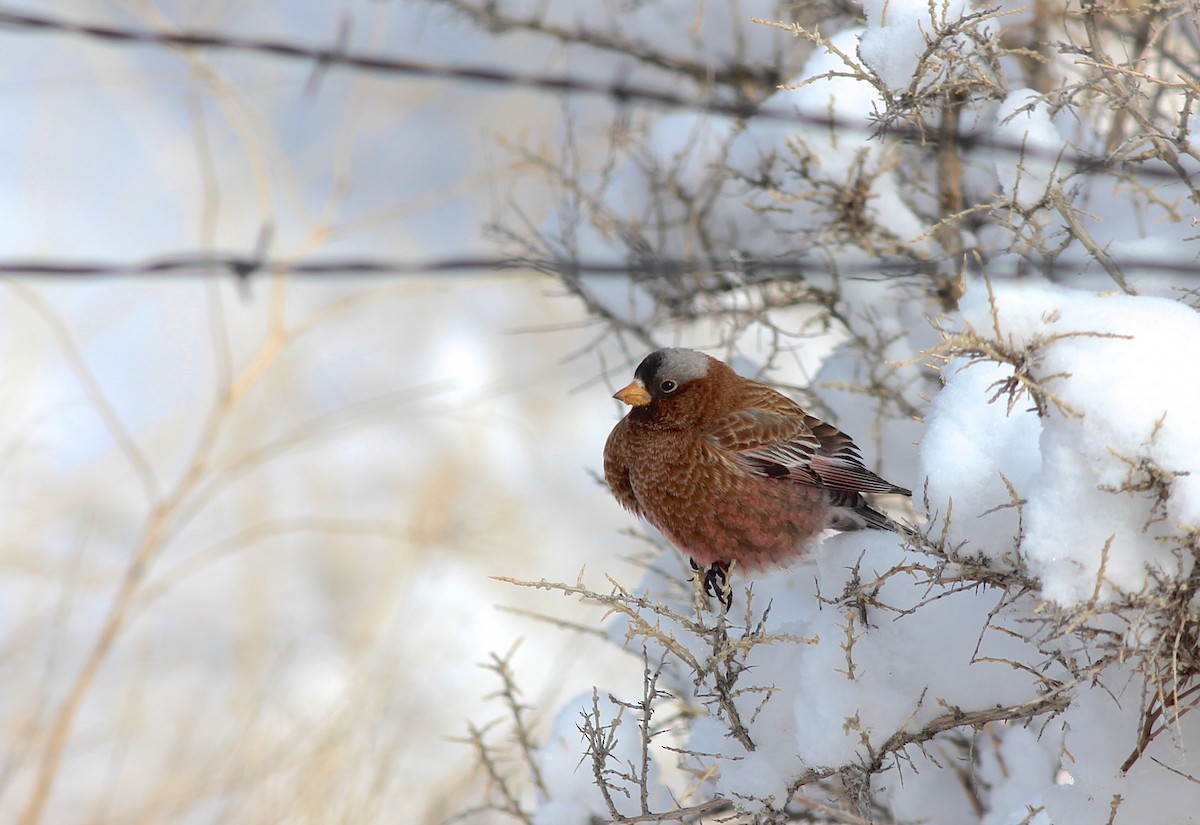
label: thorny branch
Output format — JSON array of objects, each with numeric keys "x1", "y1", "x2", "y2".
[{"x1": 450, "y1": 1, "x2": 1200, "y2": 822}]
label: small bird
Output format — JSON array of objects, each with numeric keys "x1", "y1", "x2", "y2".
[{"x1": 603, "y1": 347, "x2": 911, "y2": 605}]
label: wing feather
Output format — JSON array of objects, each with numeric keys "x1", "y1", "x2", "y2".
[{"x1": 705, "y1": 407, "x2": 911, "y2": 497}]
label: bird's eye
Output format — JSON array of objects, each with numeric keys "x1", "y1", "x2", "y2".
[{"x1": 660, "y1": 379, "x2": 677, "y2": 394}]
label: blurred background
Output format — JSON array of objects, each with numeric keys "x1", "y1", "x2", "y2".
[{"x1": 0, "y1": 1, "x2": 697, "y2": 821}]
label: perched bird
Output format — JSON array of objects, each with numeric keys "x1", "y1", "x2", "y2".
[{"x1": 603, "y1": 347, "x2": 911, "y2": 604}]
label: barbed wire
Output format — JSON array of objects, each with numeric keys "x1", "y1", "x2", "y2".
[
  {"x1": 0, "y1": 251, "x2": 1196, "y2": 281},
  {"x1": 0, "y1": 6, "x2": 1193, "y2": 183}
]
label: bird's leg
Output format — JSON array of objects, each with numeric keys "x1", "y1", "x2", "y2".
[
  {"x1": 688, "y1": 559, "x2": 733, "y2": 610},
  {"x1": 703, "y1": 561, "x2": 732, "y2": 611}
]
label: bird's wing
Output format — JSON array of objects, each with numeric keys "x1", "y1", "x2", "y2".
[
  {"x1": 705, "y1": 409, "x2": 823, "y2": 485},
  {"x1": 706, "y1": 408, "x2": 911, "y2": 496},
  {"x1": 804, "y1": 413, "x2": 911, "y2": 496}
]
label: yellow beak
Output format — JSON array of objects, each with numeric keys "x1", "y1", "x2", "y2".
[{"x1": 613, "y1": 380, "x2": 652, "y2": 407}]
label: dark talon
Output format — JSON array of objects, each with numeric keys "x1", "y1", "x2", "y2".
[{"x1": 703, "y1": 561, "x2": 732, "y2": 610}]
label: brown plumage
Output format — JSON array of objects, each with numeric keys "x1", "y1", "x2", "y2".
[{"x1": 603, "y1": 348, "x2": 910, "y2": 602}]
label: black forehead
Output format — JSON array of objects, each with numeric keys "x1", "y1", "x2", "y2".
[{"x1": 634, "y1": 350, "x2": 668, "y2": 382}]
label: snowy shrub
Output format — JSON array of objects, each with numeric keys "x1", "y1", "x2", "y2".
[{"x1": 456, "y1": 0, "x2": 1200, "y2": 822}]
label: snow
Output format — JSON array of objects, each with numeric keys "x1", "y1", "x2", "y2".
[
  {"x1": 580, "y1": 276, "x2": 1200, "y2": 824},
  {"x1": 520, "y1": 0, "x2": 1200, "y2": 817},
  {"x1": 934, "y1": 282, "x2": 1200, "y2": 604},
  {"x1": 858, "y1": 0, "x2": 968, "y2": 90},
  {"x1": 541, "y1": 22, "x2": 1200, "y2": 804},
  {"x1": 725, "y1": 28, "x2": 932, "y2": 255},
  {"x1": 919, "y1": 356, "x2": 1043, "y2": 555},
  {"x1": 659, "y1": 529, "x2": 1045, "y2": 810}
]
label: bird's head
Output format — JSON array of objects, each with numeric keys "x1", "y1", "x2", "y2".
[{"x1": 613, "y1": 347, "x2": 721, "y2": 428}]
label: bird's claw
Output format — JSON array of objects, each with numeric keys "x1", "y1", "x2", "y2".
[{"x1": 693, "y1": 560, "x2": 732, "y2": 610}]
